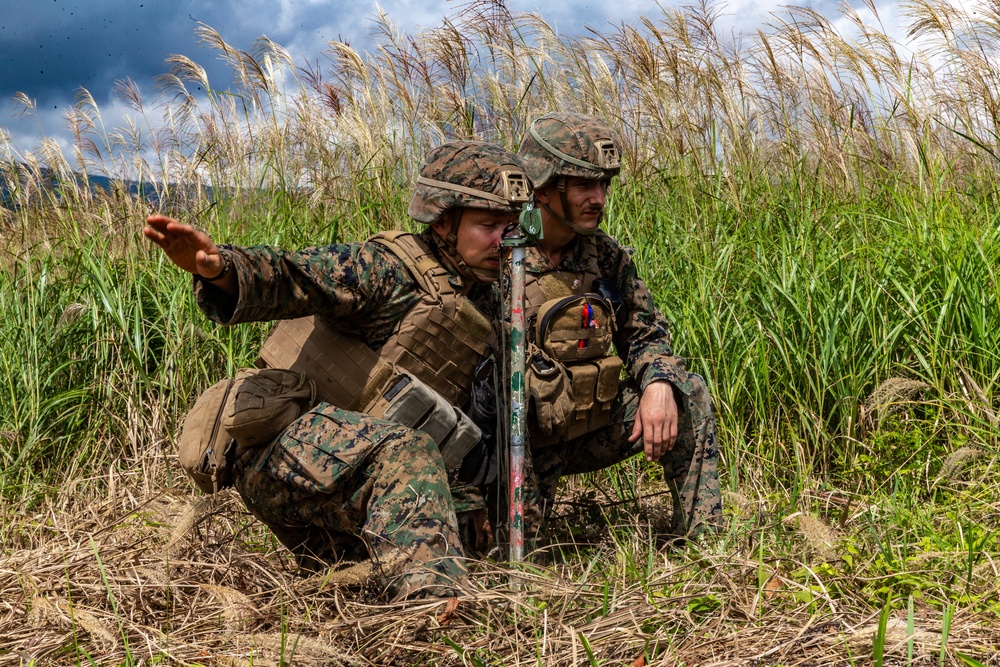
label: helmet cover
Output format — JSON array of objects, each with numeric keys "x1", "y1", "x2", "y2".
[
  {"x1": 518, "y1": 112, "x2": 622, "y2": 190},
  {"x1": 408, "y1": 140, "x2": 531, "y2": 224}
]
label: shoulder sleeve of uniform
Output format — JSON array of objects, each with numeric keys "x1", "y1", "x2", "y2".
[
  {"x1": 595, "y1": 233, "x2": 691, "y2": 393},
  {"x1": 194, "y1": 240, "x2": 417, "y2": 326}
]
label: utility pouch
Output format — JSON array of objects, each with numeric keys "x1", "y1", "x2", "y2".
[
  {"x1": 440, "y1": 409, "x2": 481, "y2": 470},
  {"x1": 178, "y1": 368, "x2": 317, "y2": 495},
  {"x1": 369, "y1": 372, "x2": 482, "y2": 470},
  {"x1": 177, "y1": 368, "x2": 316, "y2": 493},
  {"x1": 564, "y1": 355, "x2": 625, "y2": 438},
  {"x1": 368, "y1": 374, "x2": 430, "y2": 423},
  {"x1": 589, "y1": 354, "x2": 624, "y2": 431},
  {"x1": 526, "y1": 348, "x2": 625, "y2": 444},
  {"x1": 223, "y1": 368, "x2": 317, "y2": 448},
  {"x1": 594, "y1": 355, "x2": 624, "y2": 403},
  {"x1": 565, "y1": 362, "x2": 598, "y2": 440},
  {"x1": 536, "y1": 293, "x2": 616, "y2": 362},
  {"x1": 407, "y1": 391, "x2": 457, "y2": 454},
  {"x1": 526, "y1": 343, "x2": 576, "y2": 444},
  {"x1": 178, "y1": 378, "x2": 237, "y2": 494}
]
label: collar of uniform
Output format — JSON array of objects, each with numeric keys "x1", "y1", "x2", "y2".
[{"x1": 525, "y1": 234, "x2": 599, "y2": 274}]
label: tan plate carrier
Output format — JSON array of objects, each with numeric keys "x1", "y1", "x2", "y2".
[
  {"x1": 258, "y1": 316, "x2": 481, "y2": 469},
  {"x1": 256, "y1": 232, "x2": 492, "y2": 470}
]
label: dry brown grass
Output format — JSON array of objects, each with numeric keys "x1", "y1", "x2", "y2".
[{"x1": 2, "y1": 447, "x2": 998, "y2": 666}]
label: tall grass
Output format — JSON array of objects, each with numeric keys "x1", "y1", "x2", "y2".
[
  {"x1": 1, "y1": 1, "x2": 999, "y2": 661},
  {"x1": 614, "y1": 177, "x2": 1000, "y2": 479},
  {"x1": 1, "y1": 0, "x2": 998, "y2": 496},
  {"x1": 2, "y1": 0, "x2": 998, "y2": 467}
]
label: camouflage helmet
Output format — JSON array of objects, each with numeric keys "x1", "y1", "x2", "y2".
[
  {"x1": 518, "y1": 112, "x2": 622, "y2": 190},
  {"x1": 408, "y1": 140, "x2": 531, "y2": 224}
]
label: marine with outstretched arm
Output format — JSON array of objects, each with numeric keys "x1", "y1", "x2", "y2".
[{"x1": 146, "y1": 140, "x2": 530, "y2": 599}]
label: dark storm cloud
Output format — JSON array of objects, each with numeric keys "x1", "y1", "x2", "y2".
[
  {"x1": 4, "y1": 0, "x2": 200, "y2": 110},
  {"x1": 14, "y1": 0, "x2": 858, "y2": 152},
  {"x1": 0, "y1": 0, "x2": 357, "y2": 115},
  {"x1": 0, "y1": 0, "x2": 376, "y2": 149}
]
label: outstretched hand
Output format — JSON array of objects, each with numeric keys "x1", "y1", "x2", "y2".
[
  {"x1": 629, "y1": 380, "x2": 680, "y2": 463},
  {"x1": 143, "y1": 214, "x2": 225, "y2": 278}
]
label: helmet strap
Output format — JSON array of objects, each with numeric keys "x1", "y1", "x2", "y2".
[
  {"x1": 433, "y1": 211, "x2": 500, "y2": 284},
  {"x1": 446, "y1": 208, "x2": 461, "y2": 247}
]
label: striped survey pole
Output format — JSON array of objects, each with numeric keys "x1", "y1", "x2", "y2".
[
  {"x1": 501, "y1": 203, "x2": 542, "y2": 570},
  {"x1": 507, "y1": 240, "x2": 527, "y2": 564}
]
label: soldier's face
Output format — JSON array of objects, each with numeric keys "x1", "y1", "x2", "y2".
[
  {"x1": 430, "y1": 208, "x2": 513, "y2": 281},
  {"x1": 538, "y1": 177, "x2": 609, "y2": 230},
  {"x1": 453, "y1": 208, "x2": 513, "y2": 277}
]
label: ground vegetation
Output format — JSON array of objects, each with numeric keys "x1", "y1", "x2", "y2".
[{"x1": 1, "y1": 1, "x2": 999, "y2": 664}]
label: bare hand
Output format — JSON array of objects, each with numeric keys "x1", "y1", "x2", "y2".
[
  {"x1": 143, "y1": 214, "x2": 225, "y2": 276},
  {"x1": 628, "y1": 380, "x2": 680, "y2": 462},
  {"x1": 471, "y1": 508, "x2": 493, "y2": 553}
]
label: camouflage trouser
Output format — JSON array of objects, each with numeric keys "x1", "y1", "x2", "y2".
[
  {"x1": 515, "y1": 373, "x2": 722, "y2": 544},
  {"x1": 235, "y1": 402, "x2": 468, "y2": 600}
]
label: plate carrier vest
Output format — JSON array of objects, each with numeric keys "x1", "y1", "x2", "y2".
[
  {"x1": 257, "y1": 231, "x2": 495, "y2": 468},
  {"x1": 523, "y1": 235, "x2": 624, "y2": 445}
]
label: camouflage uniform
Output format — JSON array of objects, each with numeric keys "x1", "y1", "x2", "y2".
[
  {"x1": 192, "y1": 141, "x2": 528, "y2": 599},
  {"x1": 195, "y1": 231, "x2": 481, "y2": 598},
  {"x1": 516, "y1": 233, "x2": 722, "y2": 540},
  {"x1": 236, "y1": 404, "x2": 465, "y2": 599},
  {"x1": 195, "y1": 232, "x2": 467, "y2": 349},
  {"x1": 509, "y1": 112, "x2": 722, "y2": 542}
]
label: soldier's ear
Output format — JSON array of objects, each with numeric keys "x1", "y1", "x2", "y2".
[
  {"x1": 429, "y1": 217, "x2": 449, "y2": 240},
  {"x1": 534, "y1": 186, "x2": 553, "y2": 206}
]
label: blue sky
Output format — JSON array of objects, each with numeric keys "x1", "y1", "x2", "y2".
[{"x1": 2, "y1": 0, "x2": 890, "y2": 155}]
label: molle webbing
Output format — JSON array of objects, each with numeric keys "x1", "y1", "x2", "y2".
[
  {"x1": 522, "y1": 235, "x2": 620, "y2": 445},
  {"x1": 523, "y1": 236, "x2": 601, "y2": 333},
  {"x1": 258, "y1": 232, "x2": 492, "y2": 415},
  {"x1": 257, "y1": 316, "x2": 394, "y2": 412},
  {"x1": 257, "y1": 316, "x2": 482, "y2": 468},
  {"x1": 373, "y1": 232, "x2": 494, "y2": 408}
]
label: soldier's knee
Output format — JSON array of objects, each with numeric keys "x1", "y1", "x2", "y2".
[
  {"x1": 684, "y1": 373, "x2": 714, "y2": 415},
  {"x1": 381, "y1": 427, "x2": 443, "y2": 464}
]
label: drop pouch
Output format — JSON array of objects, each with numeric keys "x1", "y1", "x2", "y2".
[{"x1": 223, "y1": 368, "x2": 317, "y2": 448}]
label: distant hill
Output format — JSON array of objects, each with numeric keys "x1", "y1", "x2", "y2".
[
  {"x1": 83, "y1": 173, "x2": 162, "y2": 205},
  {"x1": 1, "y1": 163, "x2": 172, "y2": 210}
]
